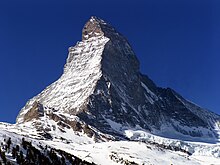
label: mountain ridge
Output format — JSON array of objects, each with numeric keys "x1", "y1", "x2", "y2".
[
  {"x1": 15, "y1": 16, "x2": 220, "y2": 143},
  {"x1": 1, "y1": 16, "x2": 219, "y2": 165}
]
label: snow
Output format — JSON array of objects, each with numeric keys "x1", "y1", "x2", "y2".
[
  {"x1": 17, "y1": 35, "x2": 109, "y2": 123},
  {"x1": 50, "y1": 139, "x2": 220, "y2": 165},
  {"x1": 141, "y1": 82, "x2": 158, "y2": 102},
  {"x1": 105, "y1": 117, "x2": 122, "y2": 131},
  {"x1": 122, "y1": 128, "x2": 220, "y2": 162},
  {"x1": 1, "y1": 119, "x2": 220, "y2": 165},
  {"x1": 43, "y1": 140, "x2": 201, "y2": 165}
]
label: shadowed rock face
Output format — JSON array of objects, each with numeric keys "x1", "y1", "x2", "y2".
[{"x1": 16, "y1": 16, "x2": 220, "y2": 142}]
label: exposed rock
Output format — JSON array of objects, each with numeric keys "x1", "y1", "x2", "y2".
[{"x1": 23, "y1": 101, "x2": 44, "y2": 122}]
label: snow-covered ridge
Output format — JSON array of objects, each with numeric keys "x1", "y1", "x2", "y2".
[
  {"x1": 16, "y1": 35, "x2": 109, "y2": 123},
  {"x1": 16, "y1": 16, "x2": 220, "y2": 142}
]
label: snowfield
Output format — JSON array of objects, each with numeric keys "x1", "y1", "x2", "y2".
[{"x1": 1, "y1": 122, "x2": 220, "y2": 165}]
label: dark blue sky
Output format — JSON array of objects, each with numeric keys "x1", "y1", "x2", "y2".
[{"x1": 0, "y1": 0, "x2": 219, "y2": 123}]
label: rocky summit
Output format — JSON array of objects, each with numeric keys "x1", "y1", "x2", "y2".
[{"x1": 16, "y1": 16, "x2": 220, "y2": 142}]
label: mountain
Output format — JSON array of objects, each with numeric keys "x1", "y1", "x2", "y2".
[
  {"x1": 16, "y1": 16, "x2": 220, "y2": 142},
  {"x1": 0, "y1": 16, "x2": 220, "y2": 164}
]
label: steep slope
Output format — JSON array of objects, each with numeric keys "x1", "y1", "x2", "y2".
[{"x1": 15, "y1": 16, "x2": 220, "y2": 143}]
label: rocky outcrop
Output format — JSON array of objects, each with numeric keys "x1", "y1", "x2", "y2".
[{"x1": 23, "y1": 101, "x2": 44, "y2": 122}]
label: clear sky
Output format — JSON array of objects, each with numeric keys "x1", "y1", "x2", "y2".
[{"x1": 0, "y1": 0, "x2": 219, "y2": 123}]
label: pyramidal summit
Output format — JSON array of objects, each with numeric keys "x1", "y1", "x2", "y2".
[{"x1": 0, "y1": 16, "x2": 220, "y2": 165}]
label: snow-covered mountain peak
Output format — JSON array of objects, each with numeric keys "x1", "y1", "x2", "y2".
[
  {"x1": 1, "y1": 16, "x2": 220, "y2": 165},
  {"x1": 15, "y1": 17, "x2": 220, "y2": 145}
]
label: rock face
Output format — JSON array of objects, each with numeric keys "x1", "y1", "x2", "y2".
[{"x1": 16, "y1": 16, "x2": 220, "y2": 142}]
